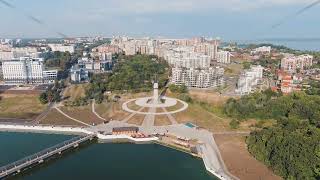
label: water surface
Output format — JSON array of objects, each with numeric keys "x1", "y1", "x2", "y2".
[{"x1": 0, "y1": 132, "x2": 217, "y2": 180}]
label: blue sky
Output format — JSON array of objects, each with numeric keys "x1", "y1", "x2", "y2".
[{"x1": 0, "y1": 0, "x2": 319, "y2": 40}]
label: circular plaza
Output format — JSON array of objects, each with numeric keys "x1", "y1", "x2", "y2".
[{"x1": 122, "y1": 83, "x2": 188, "y2": 116}]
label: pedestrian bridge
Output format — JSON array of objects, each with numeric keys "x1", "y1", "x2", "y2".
[{"x1": 0, "y1": 134, "x2": 96, "y2": 179}]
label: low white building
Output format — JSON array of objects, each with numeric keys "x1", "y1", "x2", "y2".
[
  {"x1": 251, "y1": 46, "x2": 271, "y2": 55},
  {"x1": 235, "y1": 65, "x2": 264, "y2": 95},
  {"x1": 0, "y1": 47, "x2": 42, "y2": 61},
  {"x1": 2, "y1": 57, "x2": 57, "y2": 84},
  {"x1": 70, "y1": 65, "x2": 89, "y2": 83},
  {"x1": 171, "y1": 67, "x2": 224, "y2": 88},
  {"x1": 48, "y1": 44, "x2": 75, "y2": 53}
]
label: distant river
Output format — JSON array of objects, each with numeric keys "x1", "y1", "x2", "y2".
[{"x1": 0, "y1": 132, "x2": 217, "y2": 180}]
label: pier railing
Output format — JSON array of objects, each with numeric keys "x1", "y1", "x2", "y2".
[{"x1": 0, "y1": 134, "x2": 96, "y2": 178}]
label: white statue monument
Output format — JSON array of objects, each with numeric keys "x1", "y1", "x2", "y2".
[{"x1": 153, "y1": 82, "x2": 159, "y2": 104}]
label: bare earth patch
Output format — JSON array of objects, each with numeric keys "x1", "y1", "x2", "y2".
[
  {"x1": 60, "y1": 105, "x2": 104, "y2": 125},
  {"x1": 127, "y1": 114, "x2": 145, "y2": 125},
  {"x1": 154, "y1": 115, "x2": 171, "y2": 126},
  {"x1": 94, "y1": 101, "x2": 130, "y2": 121},
  {"x1": 188, "y1": 89, "x2": 230, "y2": 105},
  {"x1": 214, "y1": 134, "x2": 281, "y2": 180},
  {"x1": 40, "y1": 109, "x2": 83, "y2": 126},
  {"x1": 63, "y1": 84, "x2": 88, "y2": 101}
]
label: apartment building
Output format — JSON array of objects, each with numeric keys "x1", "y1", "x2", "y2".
[
  {"x1": 92, "y1": 44, "x2": 122, "y2": 54},
  {"x1": 217, "y1": 50, "x2": 231, "y2": 64},
  {"x1": 164, "y1": 47, "x2": 211, "y2": 69},
  {"x1": 193, "y1": 42, "x2": 218, "y2": 61},
  {"x1": 2, "y1": 57, "x2": 57, "y2": 84},
  {"x1": 111, "y1": 37, "x2": 157, "y2": 55},
  {"x1": 171, "y1": 67, "x2": 224, "y2": 88},
  {"x1": 281, "y1": 54, "x2": 313, "y2": 73},
  {"x1": 235, "y1": 65, "x2": 264, "y2": 95}
]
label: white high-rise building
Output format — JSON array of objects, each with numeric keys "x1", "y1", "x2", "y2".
[
  {"x1": 2, "y1": 57, "x2": 57, "y2": 84},
  {"x1": 217, "y1": 50, "x2": 231, "y2": 64},
  {"x1": 164, "y1": 47, "x2": 211, "y2": 69},
  {"x1": 172, "y1": 67, "x2": 224, "y2": 89},
  {"x1": 235, "y1": 65, "x2": 264, "y2": 95}
]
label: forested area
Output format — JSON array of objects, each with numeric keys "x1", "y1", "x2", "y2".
[
  {"x1": 247, "y1": 120, "x2": 320, "y2": 179},
  {"x1": 79, "y1": 55, "x2": 169, "y2": 105},
  {"x1": 224, "y1": 90, "x2": 320, "y2": 126},
  {"x1": 225, "y1": 90, "x2": 320, "y2": 179},
  {"x1": 39, "y1": 81, "x2": 65, "y2": 104},
  {"x1": 106, "y1": 55, "x2": 168, "y2": 91}
]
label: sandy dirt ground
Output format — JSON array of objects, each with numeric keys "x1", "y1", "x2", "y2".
[
  {"x1": 40, "y1": 109, "x2": 83, "y2": 126},
  {"x1": 127, "y1": 114, "x2": 145, "y2": 125},
  {"x1": 214, "y1": 134, "x2": 281, "y2": 180},
  {"x1": 59, "y1": 106, "x2": 104, "y2": 125},
  {"x1": 188, "y1": 89, "x2": 232, "y2": 105},
  {"x1": 0, "y1": 94, "x2": 46, "y2": 119}
]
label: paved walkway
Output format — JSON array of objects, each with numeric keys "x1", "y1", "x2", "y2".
[
  {"x1": 91, "y1": 100, "x2": 107, "y2": 121},
  {"x1": 141, "y1": 107, "x2": 156, "y2": 132},
  {"x1": 121, "y1": 107, "x2": 145, "y2": 123},
  {"x1": 161, "y1": 107, "x2": 178, "y2": 125}
]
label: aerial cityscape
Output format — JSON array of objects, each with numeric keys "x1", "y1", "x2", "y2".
[{"x1": 0, "y1": 0, "x2": 320, "y2": 180}]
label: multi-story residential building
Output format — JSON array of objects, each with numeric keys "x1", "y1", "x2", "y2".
[
  {"x1": 171, "y1": 67, "x2": 224, "y2": 88},
  {"x1": 235, "y1": 65, "x2": 264, "y2": 95},
  {"x1": 111, "y1": 37, "x2": 157, "y2": 56},
  {"x1": 164, "y1": 47, "x2": 211, "y2": 69},
  {"x1": 217, "y1": 50, "x2": 231, "y2": 64},
  {"x1": 281, "y1": 54, "x2": 313, "y2": 73},
  {"x1": 48, "y1": 44, "x2": 75, "y2": 53},
  {"x1": 2, "y1": 57, "x2": 57, "y2": 84},
  {"x1": 276, "y1": 70, "x2": 303, "y2": 94},
  {"x1": 92, "y1": 44, "x2": 122, "y2": 54},
  {"x1": 193, "y1": 41, "x2": 219, "y2": 61}
]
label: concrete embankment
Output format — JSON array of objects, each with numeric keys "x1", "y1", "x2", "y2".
[
  {"x1": 0, "y1": 124, "x2": 92, "y2": 135},
  {"x1": 0, "y1": 124, "x2": 158, "y2": 143},
  {"x1": 0, "y1": 123, "x2": 233, "y2": 180}
]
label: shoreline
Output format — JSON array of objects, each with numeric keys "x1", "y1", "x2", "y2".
[{"x1": 0, "y1": 123, "x2": 229, "y2": 180}]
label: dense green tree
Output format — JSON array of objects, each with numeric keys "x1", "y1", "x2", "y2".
[
  {"x1": 247, "y1": 120, "x2": 320, "y2": 179},
  {"x1": 39, "y1": 92, "x2": 48, "y2": 104},
  {"x1": 224, "y1": 90, "x2": 320, "y2": 126}
]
